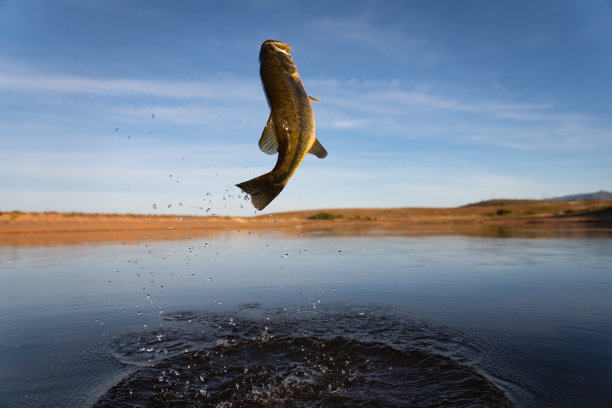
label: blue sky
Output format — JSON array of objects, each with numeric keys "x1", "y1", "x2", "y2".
[{"x1": 1, "y1": 0, "x2": 611, "y2": 216}]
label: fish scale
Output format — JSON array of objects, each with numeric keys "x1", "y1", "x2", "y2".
[{"x1": 236, "y1": 40, "x2": 328, "y2": 211}]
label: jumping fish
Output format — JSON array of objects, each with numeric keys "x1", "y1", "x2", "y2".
[{"x1": 236, "y1": 39, "x2": 327, "y2": 211}]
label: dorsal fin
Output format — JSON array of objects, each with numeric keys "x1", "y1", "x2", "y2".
[
  {"x1": 308, "y1": 138, "x2": 328, "y2": 158},
  {"x1": 258, "y1": 114, "x2": 279, "y2": 155}
]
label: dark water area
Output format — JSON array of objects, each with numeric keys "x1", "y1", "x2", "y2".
[
  {"x1": 94, "y1": 305, "x2": 512, "y2": 407},
  {"x1": 1, "y1": 226, "x2": 612, "y2": 407}
]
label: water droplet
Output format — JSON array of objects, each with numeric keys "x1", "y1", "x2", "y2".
[{"x1": 207, "y1": 277, "x2": 212, "y2": 282}]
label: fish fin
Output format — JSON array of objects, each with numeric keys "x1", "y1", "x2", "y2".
[
  {"x1": 236, "y1": 173, "x2": 285, "y2": 211},
  {"x1": 258, "y1": 114, "x2": 279, "y2": 155},
  {"x1": 308, "y1": 138, "x2": 328, "y2": 159},
  {"x1": 309, "y1": 96, "x2": 320, "y2": 103}
]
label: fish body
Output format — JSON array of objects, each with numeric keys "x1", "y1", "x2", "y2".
[{"x1": 236, "y1": 39, "x2": 327, "y2": 210}]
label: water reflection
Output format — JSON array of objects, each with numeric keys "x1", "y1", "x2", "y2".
[
  {"x1": 1, "y1": 228, "x2": 611, "y2": 407},
  {"x1": 2, "y1": 221, "x2": 612, "y2": 247}
]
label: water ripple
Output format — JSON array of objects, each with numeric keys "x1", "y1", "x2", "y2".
[{"x1": 93, "y1": 304, "x2": 514, "y2": 407}]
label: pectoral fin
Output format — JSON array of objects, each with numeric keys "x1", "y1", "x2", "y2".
[
  {"x1": 258, "y1": 114, "x2": 279, "y2": 155},
  {"x1": 308, "y1": 138, "x2": 328, "y2": 159},
  {"x1": 309, "y1": 96, "x2": 320, "y2": 103}
]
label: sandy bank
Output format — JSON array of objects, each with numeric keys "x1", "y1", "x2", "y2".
[{"x1": 2, "y1": 199, "x2": 611, "y2": 246}]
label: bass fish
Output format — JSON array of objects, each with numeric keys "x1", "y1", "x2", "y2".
[{"x1": 236, "y1": 39, "x2": 327, "y2": 211}]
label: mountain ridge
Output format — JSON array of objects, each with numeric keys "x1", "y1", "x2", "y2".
[{"x1": 547, "y1": 190, "x2": 612, "y2": 201}]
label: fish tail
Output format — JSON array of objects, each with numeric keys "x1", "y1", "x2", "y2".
[{"x1": 236, "y1": 173, "x2": 285, "y2": 211}]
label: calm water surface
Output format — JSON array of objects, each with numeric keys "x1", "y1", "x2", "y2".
[{"x1": 1, "y1": 227, "x2": 611, "y2": 407}]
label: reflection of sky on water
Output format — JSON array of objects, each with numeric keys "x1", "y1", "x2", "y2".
[
  {"x1": 2, "y1": 233, "x2": 612, "y2": 330},
  {"x1": 1, "y1": 231, "x2": 612, "y2": 406},
  {"x1": 2, "y1": 233, "x2": 612, "y2": 323}
]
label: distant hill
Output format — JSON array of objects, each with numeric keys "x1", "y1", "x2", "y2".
[
  {"x1": 462, "y1": 199, "x2": 538, "y2": 207},
  {"x1": 548, "y1": 190, "x2": 612, "y2": 201},
  {"x1": 462, "y1": 191, "x2": 612, "y2": 207}
]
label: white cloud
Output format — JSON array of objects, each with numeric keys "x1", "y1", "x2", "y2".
[
  {"x1": 3, "y1": 69, "x2": 610, "y2": 152},
  {"x1": 0, "y1": 71, "x2": 261, "y2": 101},
  {"x1": 108, "y1": 104, "x2": 266, "y2": 127},
  {"x1": 307, "y1": 78, "x2": 612, "y2": 151}
]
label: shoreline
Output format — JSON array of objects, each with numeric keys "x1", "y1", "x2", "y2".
[{"x1": 2, "y1": 200, "x2": 611, "y2": 246}]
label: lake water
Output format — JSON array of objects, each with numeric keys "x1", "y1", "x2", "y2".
[{"x1": 1, "y1": 226, "x2": 611, "y2": 407}]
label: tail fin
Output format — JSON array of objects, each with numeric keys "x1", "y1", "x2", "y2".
[{"x1": 236, "y1": 173, "x2": 285, "y2": 211}]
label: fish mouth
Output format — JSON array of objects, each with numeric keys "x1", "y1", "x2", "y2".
[{"x1": 263, "y1": 39, "x2": 292, "y2": 54}]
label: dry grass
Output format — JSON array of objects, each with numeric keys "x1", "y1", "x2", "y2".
[
  {"x1": 1, "y1": 199, "x2": 611, "y2": 246},
  {"x1": 264, "y1": 199, "x2": 612, "y2": 223}
]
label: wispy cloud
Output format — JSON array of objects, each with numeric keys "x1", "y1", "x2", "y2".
[
  {"x1": 0, "y1": 69, "x2": 267, "y2": 133},
  {"x1": 308, "y1": 78, "x2": 612, "y2": 150},
  {"x1": 2, "y1": 69, "x2": 611, "y2": 152},
  {"x1": 310, "y1": 78, "x2": 552, "y2": 117},
  {"x1": 304, "y1": 13, "x2": 442, "y2": 67},
  {"x1": 0, "y1": 71, "x2": 261, "y2": 101}
]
